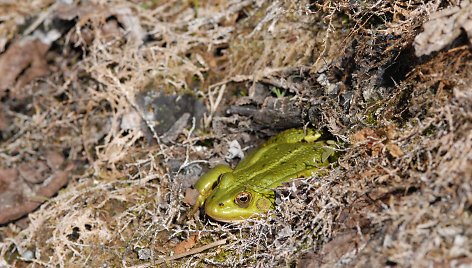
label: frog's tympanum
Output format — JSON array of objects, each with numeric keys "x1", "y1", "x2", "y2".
[{"x1": 193, "y1": 128, "x2": 337, "y2": 222}]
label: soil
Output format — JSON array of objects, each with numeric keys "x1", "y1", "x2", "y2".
[{"x1": 0, "y1": 0, "x2": 471, "y2": 267}]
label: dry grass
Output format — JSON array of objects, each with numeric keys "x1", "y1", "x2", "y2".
[{"x1": 0, "y1": 0, "x2": 471, "y2": 267}]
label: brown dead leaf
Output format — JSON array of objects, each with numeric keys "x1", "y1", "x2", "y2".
[
  {"x1": 350, "y1": 128, "x2": 383, "y2": 156},
  {"x1": 0, "y1": 162, "x2": 75, "y2": 224},
  {"x1": 335, "y1": 196, "x2": 377, "y2": 229},
  {"x1": 174, "y1": 233, "x2": 199, "y2": 255},
  {"x1": 0, "y1": 38, "x2": 50, "y2": 96},
  {"x1": 18, "y1": 161, "x2": 49, "y2": 184},
  {"x1": 183, "y1": 188, "x2": 199, "y2": 206},
  {"x1": 35, "y1": 162, "x2": 75, "y2": 200},
  {"x1": 385, "y1": 124, "x2": 398, "y2": 140},
  {"x1": 55, "y1": 1, "x2": 99, "y2": 20},
  {"x1": 321, "y1": 230, "x2": 370, "y2": 263},
  {"x1": 351, "y1": 127, "x2": 404, "y2": 157},
  {"x1": 0, "y1": 104, "x2": 6, "y2": 131},
  {"x1": 55, "y1": 1, "x2": 139, "y2": 46},
  {"x1": 101, "y1": 20, "x2": 122, "y2": 43},
  {"x1": 350, "y1": 128, "x2": 379, "y2": 145},
  {"x1": 45, "y1": 150, "x2": 65, "y2": 170},
  {"x1": 0, "y1": 168, "x2": 19, "y2": 194},
  {"x1": 299, "y1": 229, "x2": 371, "y2": 267},
  {"x1": 385, "y1": 142, "x2": 404, "y2": 158},
  {"x1": 414, "y1": 1, "x2": 472, "y2": 56}
]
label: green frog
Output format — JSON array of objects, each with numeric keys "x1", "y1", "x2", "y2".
[{"x1": 192, "y1": 128, "x2": 337, "y2": 222}]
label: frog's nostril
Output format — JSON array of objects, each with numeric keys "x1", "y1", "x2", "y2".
[{"x1": 219, "y1": 203, "x2": 224, "y2": 207}]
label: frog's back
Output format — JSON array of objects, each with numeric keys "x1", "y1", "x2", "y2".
[{"x1": 232, "y1": 141, "x2": 330, "y2": 190}]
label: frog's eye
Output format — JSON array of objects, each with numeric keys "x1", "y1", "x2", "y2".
[{"x1": 234, "y1": 191, "x2": 252, "y2": 208}]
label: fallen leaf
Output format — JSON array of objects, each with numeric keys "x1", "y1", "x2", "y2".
[
  {"x1": 183, "y1": 188, "x2": 199, "y2": 206},
  {"x1": 0, "y1": 162, "x2": 75, "y2": 224},
  {"x1": 0, "y1": 104, "x2": 6, "y2": 131},
  {"x1": 350, "y1": 128, "x2": 379, "y2": 145},
  {"x1": 386, "y1": 142, "x2": 404, "y2": 158},
  {"x1": 414, "y1": 1, "x2": 472, "y2": 56},
  {"x1": 174, "y1": 233, "x2": 198, "y2": 254},
  {"x1": 298, "y1": 229, "x2": 371, "y2": 267},
  {"x1": 45, "y1": 150, "x2": 65, "y2": 170},
  {"x1": 0, "y1": 168, "x2": 18, "y2": 194},
  {"x1": 18, "y1": 161, "x2": 49, "y2": 184},
  {"x1": 0, "y1": 38, "x2": 50, "y2": 97},
  {"x1": 350, "y1": 128, "x2": 383, "y2": 156}
]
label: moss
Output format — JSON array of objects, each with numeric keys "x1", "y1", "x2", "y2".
[
  {"x1": 422, "y1": 125, "x2": 437, "y2": 136},
  {"x1": 366, "y1": 112, "x2": 377, "y2": 125}
]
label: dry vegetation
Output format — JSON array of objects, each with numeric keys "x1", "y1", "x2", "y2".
[{"x1": 0, "y1": 0, "x2": 471, "y2": 267}]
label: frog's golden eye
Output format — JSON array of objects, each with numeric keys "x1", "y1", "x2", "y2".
[{"x1": 234, "y1": 191, "x2": 252, "y2": 208}]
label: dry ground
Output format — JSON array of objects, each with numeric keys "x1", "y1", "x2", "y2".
[{"x1": 0, "y1": 0, "x2": 471, "y2": 267}]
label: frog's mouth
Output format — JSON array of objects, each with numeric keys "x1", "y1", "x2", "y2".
[
  {"x1": 205, "y1": 204, "x2": 268, "y2": 223},
  {"x1": 204, "y1": 203, "x2": 245, "y2": 223},
  {"x1": 207, "y1": 216, "x2": 246, "y2": 223},
  {"x1": 204, "y1": 200, "x2": 258, "y2": 223},
  {"x1": 204, "y1": 211, "x2": 260, "y2": 223}
]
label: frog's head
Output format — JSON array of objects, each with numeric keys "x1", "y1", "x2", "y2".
[{"x1": 204, "y1": 173, "x2": 274, "y2": 223}]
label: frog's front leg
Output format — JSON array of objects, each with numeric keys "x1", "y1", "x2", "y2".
[{"x1": 190, "y1": 164, "x2": 233, "y2": 216}]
